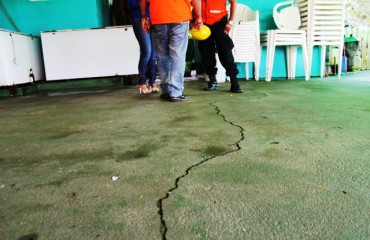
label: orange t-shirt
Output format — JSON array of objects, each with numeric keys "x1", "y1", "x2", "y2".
[{"x1": 150, "y1": 0, "x2": 193, "y2": 24}]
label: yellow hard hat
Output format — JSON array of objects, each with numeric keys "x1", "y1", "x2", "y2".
[{"x1": 190, "y1": 25, "x2": 211, "y2": 41}]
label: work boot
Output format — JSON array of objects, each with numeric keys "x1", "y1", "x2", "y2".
[
  {"x1": 204, "y1": 74, "x2": 218, "y2": 91},
  {"x1": 230, "y1": 76, "x2": 243, "y2": 93}
]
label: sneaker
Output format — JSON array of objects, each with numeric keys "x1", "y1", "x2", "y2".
[
  {"x1": 204, "y1": 83, "x2": 218, "y2": 91},
  {"x1": 169, "y1": 95, "x2": 189, "y2": 102}
]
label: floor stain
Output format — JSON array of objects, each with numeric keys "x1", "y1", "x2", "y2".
[{"x1": 18, "y1": 233, "x2": 39, "y2": 240}]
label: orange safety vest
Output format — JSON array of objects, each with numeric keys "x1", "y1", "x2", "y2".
[
  {"x1": 150, "y1": 0, "x2": 193, "y2": 25},
  {"x1": 201, "y1": 0, "x2": 228, "y2": 25}
]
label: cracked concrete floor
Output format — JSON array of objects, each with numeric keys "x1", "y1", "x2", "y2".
[{"x1": 0, "y1": 72, "x2": 370, "y2": 240}]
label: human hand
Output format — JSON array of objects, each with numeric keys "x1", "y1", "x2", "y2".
[
  {"x1": 192, "y1": 17, "x2": 203, "y2": 30},
  {"x1": 141, "y1": 18, "x2": 151, "y2": 32},
  {"x1": 224, "y1": 22, "x2": 232, "y2": 34}
]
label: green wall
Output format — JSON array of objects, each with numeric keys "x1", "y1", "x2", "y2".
[
  {"x1": 0, "y1": 0, "x2": 110, "y2": 36},
  {"x1": 0, "y1": 0, "x2": 320, "y2": 78}
]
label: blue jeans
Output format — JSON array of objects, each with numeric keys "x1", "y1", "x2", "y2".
[
  {"x1": 151, "y1": 21, "x2": 189, "y2": 97},
  {"x1": 132, "y1": 19, "x2": 157, "y2": 85}
]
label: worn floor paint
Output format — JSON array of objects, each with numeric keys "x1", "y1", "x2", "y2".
[{"x1": 0, "y1": 72, "x2": 369, "y2": 239}]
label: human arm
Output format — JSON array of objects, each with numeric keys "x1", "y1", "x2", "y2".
[
  {"x1": 139, "y1": 0, "x2": 150, "y2": 32},
  {"x1": 225, "y1": 0, "x2": 237, "y2": 34},
  {"x1": 191, "y1": 0, "x2": 203, "y2": 30}
]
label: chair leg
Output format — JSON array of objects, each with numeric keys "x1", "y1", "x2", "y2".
[
  {"x1": 245, "y1": 63, "x2": 249, "y2": 80},
  {"x1": 286, "y1": 47, "x2": 292, "y2": 79},
  {"x1": 307, "y1": 44, "x2": 314, "y2": 79},
  {"x1": 302, "y1": 40, "x2": 309, "y2": 80},
  {"x1": 337, "y1": 44, "x2": 343, "y2": 79},
  {"x1": 256, "y1": 47, "x2": 261, "y2": 81},
  {"x1": 255, "y1": 59, "x2": 260, "y2": 81},
  {"x1": 320, "y1": 46, "x2": 326, "y2": 78},
  {"x1": 266, "y1": 31, "x2": 275, "y2": 82},
  {"x1": 266, "y1": 46, "x2": 271, "y2": 81},
  {"x1": 268, "y1": 45, "x2": 276, "y2": 82},
  {"x1": 287, "y1": 46, "x2": 298, "y2": 79}
]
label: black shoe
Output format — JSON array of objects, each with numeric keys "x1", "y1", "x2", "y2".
[
  {"x1": 204, "y1": 83, "x2": 218, "y2": 91},
  {"x1": 230, "y1": 87, "x2": 243, "y2": 93},
  {"x1": 170, "y1": 95, "x2": 189, "y2": 102},
  {"x1": 229, "y1": 76, "x2": 243, "y2": 93},
  {"x1": 160, "y1": 93, "x2": 171, "y2": 100}
]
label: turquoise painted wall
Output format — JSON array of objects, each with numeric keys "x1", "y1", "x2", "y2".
[
  {"x1": 0, "y1": 0, "x2": 110, "y2": 36},
  {"x1": 0, "y1": 0, "x2": 320, "y2": 78}
]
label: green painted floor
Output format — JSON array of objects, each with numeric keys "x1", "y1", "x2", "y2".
[{"x1": 0, "y1": 72, "x2": 369, "y2": 240}]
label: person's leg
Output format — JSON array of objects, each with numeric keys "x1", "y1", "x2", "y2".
[
  {"x1": 194, "y1": 40, "x2": 205, "y2": 75},
  {"x1": 147, "y1": 35, "x2": 157, "y2": 86},
  {"x1": 151, "y1": 22, "x2": 189, "y2": 99},
  {"x1": 212, "y1": 17, "x2": 242, "y2": 93},
  {"x1": 167, "y1": 21, "x2": 189, "y2": 98},
  {"x1": 147, "y1": 35, "x2": 158, "y2": 92},
  {"x1": 132, "y1": 19, "x2": 154, "y2": 88},
  {"x1": 198, "y1": 26, "x2": 218, "y2": 90},
  {"x1": 151, "y1": 24, "x2": 171, "y2": 96},
  {"x1": 198, "y1": 30, "x2": 217, "y2": 76}
]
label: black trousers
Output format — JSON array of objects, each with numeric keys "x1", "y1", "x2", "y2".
[{"x1": 198, "y1": 16, "x2": 239, "y2": 78}]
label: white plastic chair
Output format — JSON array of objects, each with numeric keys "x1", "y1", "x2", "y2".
[
  {"x1": 261, "y1": 0, "x2": 309, "y2": 81},
  {"x1": 227, "y1": 4, "x2": 261, "y2": 81},
  {"x1": 273, "y1": 1, "x2": 301, "y2": 30},
  {"x1": 296, "y1": 0, "x2": 345, "y2": 79}
]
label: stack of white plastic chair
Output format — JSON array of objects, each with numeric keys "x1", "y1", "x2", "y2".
[
  {"x1": 260, "y1": 0, "x2": 309, "y2": 81},
  {"x1": 296, "y1": 0, "x2": 345, "y2": 79},
  {"x1": 227, "y1": 4, "x2": 261, "y2": 81}
]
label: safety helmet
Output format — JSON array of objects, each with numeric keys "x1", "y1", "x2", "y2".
[{"x1": 190, "y1": 25, "x2": 211, "y2": 41}]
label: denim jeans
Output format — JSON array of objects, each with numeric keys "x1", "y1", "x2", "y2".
[
  {"x1": 132, "y1": 19, "x2": 157, "y2": 85},
  {"x1": 151, "y1": 21, "x2": 189, "y2": 97}
]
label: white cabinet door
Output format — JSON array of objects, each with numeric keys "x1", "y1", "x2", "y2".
[
  {"x1": 41, "y1": 26, "x2": 140, "y2": 81},
  {"x1": 0, "y1": 30, "x2": 44, "y2": 86}
]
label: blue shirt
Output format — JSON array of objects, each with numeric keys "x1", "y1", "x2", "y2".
[{"x1": 127, "y1": 0, "x2": 150, "y2": 20}]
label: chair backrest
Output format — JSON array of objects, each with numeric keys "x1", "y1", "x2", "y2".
[
  {"x1": 296, "y1": 0, "x2": 345, "y2": 46},
  {"x1": 227, "y1": 3, "x2": 258, "y2": 38},
  {"x1": 231, "y1": 21, "x2": 260, "y2": 62},
  {"x1": 227, "y1": 4, "x2": 260, "y2": 63},
  {"x1": 310, "y1": 0, "x2": 345, "y2": 45},
  {"x1": 273, "y1": 0, "x2": 301, "y2": 30},
  {"x1": 295, "y1": 0, "x2": 308, "y2": 30},
  {"x1": 226, "y1": 3, "x2": 256, "y2": 22}
]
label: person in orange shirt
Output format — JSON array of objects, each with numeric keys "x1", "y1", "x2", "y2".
[
  {"x1": 199, "y1": 0, "x2": 243, "y2": 93},
  {"x1": 140, "y1": 0, "x2": 202, "y2": 102}
]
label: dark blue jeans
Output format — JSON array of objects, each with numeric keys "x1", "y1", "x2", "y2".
[{"x1": 132, "y1": 19, "x2": 157, "y2": 85}]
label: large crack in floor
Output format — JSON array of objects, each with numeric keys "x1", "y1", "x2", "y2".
[{"x1": 157, "y1": 102, "x2": 245, "y2": 240}]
